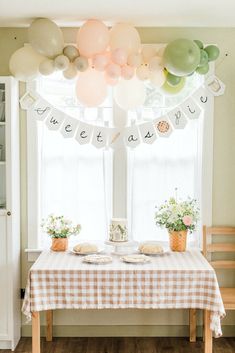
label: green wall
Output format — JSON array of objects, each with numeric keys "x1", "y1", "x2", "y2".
[{"x1": 0, "y1": 27, "x2": 234, "y2": 335}]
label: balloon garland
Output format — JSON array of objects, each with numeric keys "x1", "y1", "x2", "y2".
[{"x1": 9, "y1": 18, "x2": 220, "y2": 111}]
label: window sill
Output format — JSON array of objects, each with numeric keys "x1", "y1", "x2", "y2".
[{"x1": 25, "y1": 248, "x2": 43, "y2": 262}]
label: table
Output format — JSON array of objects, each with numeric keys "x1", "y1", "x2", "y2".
[{"x1": 22, "y1": 249, "x2": 225, "y2": 353}]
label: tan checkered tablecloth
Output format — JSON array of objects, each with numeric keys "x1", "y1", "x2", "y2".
[{"x1": 22, "y1": 249, "x2": 225, "y2": 336}]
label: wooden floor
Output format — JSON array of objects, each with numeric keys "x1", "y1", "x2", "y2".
[{"x1": 1, "y1": 337, "x2": 235, "y2": 353}]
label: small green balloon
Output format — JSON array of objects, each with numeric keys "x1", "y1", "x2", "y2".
[
  {"x1": 166, "y1": 72, "x2": 181, "y2": 86},
  {"x1": 194, "y1": 40, "x2": 204, "y2": 49},
  {"x1": 163, "y1": 38, "x2": 201, "y2": 76},
  {"x1": 196, "y1": 63, "x2": 209, "y2": 75},
  {"x1": 204, "y1": 45, "x2": 220, "y2": 61},
  {"x1": 162, "y1": 77, "x2": 186, "y2": 95},
  {"x1": 198, "y1": 49, "x2": 209, "y2": 67}
]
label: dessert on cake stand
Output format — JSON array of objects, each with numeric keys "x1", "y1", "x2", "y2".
[{"x1": 106, "y1": 218, "x2": 138, "y2": 255}]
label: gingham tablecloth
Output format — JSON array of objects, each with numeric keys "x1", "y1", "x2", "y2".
[{"x1": 22, "y1": 249, "x2": 225, "y2": 336}]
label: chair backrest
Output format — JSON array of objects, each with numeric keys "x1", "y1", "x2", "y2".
[{"x1": 203, "y1": 226, "x2": 235, "y2": 269}]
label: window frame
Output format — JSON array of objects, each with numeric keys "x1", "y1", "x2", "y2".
[{"x1": 25, "y1": 56, "x2": 214, "y2": 260}]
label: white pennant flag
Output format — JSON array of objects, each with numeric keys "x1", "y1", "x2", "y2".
[
  {"x1": 75, "y1": 122, "x2": 93, "y2": 145},
  {"x1": 154, "y1": 117, "x2": 173, "y2": 137},
  {"x1": 45, "y1": 109, "x2": 65, "y2": 131},
  {"x1": 20, "y1": 91, "x2": 39, "y2": 110},
  {"x1": 60, "y1": 117, "x2": 79, "y2": 138},
  {"x1": 30, "y1": 98, "x2": 53, "y2": 121},
  {"x1": 108, "y1": 128, "x2": 123, "y2": 149},
  {"x1": 193, "y1": 86, "x2": 213, "y2": 109},
  {"x1": 123, "y1": 124, "x2": 140, "y2": 148},
  {"x1": 167, "y1": 107, "x2": 188, "y2": 129},
  {"x1": 92, "y1": 126, "x2": 109, "y2": 149},
  {"x1": 205, "y1": 75, "x2": 225, "y2": 96},
  {"x1": 139, "y1": 122, "x2": 157, "y2": 144},
  {"x1": 180, "y1": 97, "x2": 201, "y2": 120}
]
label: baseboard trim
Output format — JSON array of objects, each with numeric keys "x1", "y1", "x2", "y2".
[{"x1": 21, "y1": 325, "x2": 235, "y2": 337}]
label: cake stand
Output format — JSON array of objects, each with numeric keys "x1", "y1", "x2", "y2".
[{"x1": 105, "y1": 240, "x2": 138, "y2": 255}]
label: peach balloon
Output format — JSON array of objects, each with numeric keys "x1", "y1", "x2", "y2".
[
  {"x1": 77, "y1": 20, "x2": 110, "y2": 58},
  {"x1": 127, "y1": 53, "x2": 142, "y2": 68},
  {"x1": 92, "y1": 54, "x2": 109, "y2": 71},
  {"x1": 105, "y1": 73, "x2": 119, "y2": 86},
  {"x1": 111, "y1": 48, "x2": 127, "y2": 66},
  {"x1": 76, "y1": 68, "x2": 107, "y2": 107},
  {"x1": 110, "y1": 23, "x2": 141, "y2": 56},
  {"x1": 136, "y1": 65, "x2": 150, "y2": 81},
  {"x1": 121, "y1": 65, "x2": 134, "y2": 80},
  {"x1": 106, "y1": 63, "x2": 121, "y2": 79},
  {"x1": 142, "y1": 46, "x2": 157, "y2": 63}
]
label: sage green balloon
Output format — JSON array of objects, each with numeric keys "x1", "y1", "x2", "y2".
[
  {"x1": 166, "y1": 72, "x2": 181, "y2": 86},
  {"x1": 196, "y1": 63, "x2": 209, "y2": 75},
  {"x1": 204, "y1": 45, "x2": 220, "y2": 61},
  {"x1": 198, "y1": 49, "x2": 209, "y2": 67},
  {"x1": 162, "y1": 77, "x2": 186, "y2": 95},
  {"x1": 194, "y1": 40, "x2": 204, "y2": 49},
  {"x1": 164, "y1": 39, "x2": 201, "y2": 76}
]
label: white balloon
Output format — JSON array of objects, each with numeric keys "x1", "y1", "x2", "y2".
[
  {"x1": 150, "y1": 69, "x2": 166, "y2": 87},
  {"x1": 114, "y1": 76, "x2": 146, "y2": 111},
  {"x1": 63, "y1": 63, "x2": 78, "y2": 79},
  {"x1": 39, "y1": 59, "x2": 55, "y2": 75},
  {"x1": 28, "y1": 18, "x2": 64, "y2": 58},
  {"x1": 54, "y1": 55, "x2": 70, "y2": 71},
  {"x1": 63, "y1": 45, "x2": 79, "y2": 61},
  {"x1": 9, "y1": 45, "x2": 45, "y2": 82}
]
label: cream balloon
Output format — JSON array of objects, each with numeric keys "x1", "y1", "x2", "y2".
[
  {"x1": 127, "y1": 53, "x2": 142, "y2": 68},
  {"x1": 157, "y1": 46, "x2": 166, "y2": 57},
  {"x1": 63, "y1": 45, "x2": 79, "y2": 61},
  {"x1": 9, "y1": 45, "x2": 45, "y2": 82},
  {"x1": 114, "y1": 76, "x2": 146, "y2": 111},
  {"x1": 28, "y1": 18, "x2": 64, "y2": 58},
  {"x1": 149, "y1": 69, "x2": 166, "y2": 87},
  {"x1": 74, "y1": 56, "x2": 89, "y2": 72},
  {"x1": 136, "y1": 65, "x2": 150, "y2": 81},
  {"x1": 76, "y1": 68, "x2": 107, "y2": 107},
  {"x1": 39, "y1": 59, "x2": 55, "y2": 76},
  {"x1": 142, "y1": 46, "x2": 157, "y2": 63},
  {"x1": 110, "y1": 23, "x2": 141, "y2": 56},
  {"x1": 63, "y1": 63, "x2": 78, "y2": 80},
  {"x1": 148, "y1": 56, "x2": 163, "y2": 72},
  {"x1": 77, "y1": 20, "x2": 110, "y2": 58},
  {"x1": 54, "y1": 55, "x2": 70, "y2": 71}
]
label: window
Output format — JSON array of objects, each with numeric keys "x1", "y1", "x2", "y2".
[{"x1": 27, "y1": 56, "x2": 214, "y2": 251}]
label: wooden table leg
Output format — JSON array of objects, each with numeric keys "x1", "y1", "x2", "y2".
[
  {"x1": 32, "y1": 311, "x2": 40, "y2": 353},
  {"x1": 204, "y1": 310, "x2": 212, "y2": 353},
  {"x1": 46, "y1": 310, "x2": 53, "y2": 341},
  {"x1": 189, "y1": 309, "x2": 196, "y2": 342}
]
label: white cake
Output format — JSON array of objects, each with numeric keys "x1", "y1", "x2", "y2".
[{"x1": 109, "y1": 218, "x2": 128, "y2": 242}]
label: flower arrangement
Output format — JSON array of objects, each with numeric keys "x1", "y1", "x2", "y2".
[
  {"x1": 41, "y1": 214, "x2": 81, "y2": 238},
  {"x1": 155, "y1": 196, "x2": 199, "y2": 233}
]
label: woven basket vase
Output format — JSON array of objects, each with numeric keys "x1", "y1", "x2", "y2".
[
  {"x1": 168, "y1": 230, "x2": 188, "y2": 252},
  {"x1": 51, "y1": 238, "x2": 68, "y2": 251}
]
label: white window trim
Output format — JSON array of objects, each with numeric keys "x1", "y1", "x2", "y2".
[{"x1": 25, "y1": 55, "x2": 214, "y2": 261}]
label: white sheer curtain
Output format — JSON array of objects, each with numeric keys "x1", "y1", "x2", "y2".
[
  {"x1": 36, "y1": 74, "x2": 112, "y2": 248},
  {"x1": 128, "y1": 76, "x2": 204, "y2": 247}
]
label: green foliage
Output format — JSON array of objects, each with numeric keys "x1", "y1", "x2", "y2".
[
  {"x1": 41, "y1": 214, "x2": 81, "y2": 238},
  {"x1": 155, "y1": 197, "x2": 200, "y2": 233}
]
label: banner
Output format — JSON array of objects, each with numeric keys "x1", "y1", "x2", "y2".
[{"x1": 20, "y1": 75, "x2": 225, "y2": 149}]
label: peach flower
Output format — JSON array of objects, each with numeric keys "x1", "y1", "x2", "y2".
[{"x1": 182, "y1": 215, "x2": 192, "y2": 226}]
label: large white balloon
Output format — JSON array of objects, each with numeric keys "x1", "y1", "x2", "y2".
[
  {"x1": 28, "y1": 18, "x2": 64, "y2": 58},
  {"x1": 114, "y1": 76, "x2": 146, "y2": 111},
  {"x1": 9, "y1": 45, "x2": 45, "y2": 81}
]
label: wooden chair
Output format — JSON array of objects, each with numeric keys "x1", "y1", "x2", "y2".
[{"x1": 189, "y1": 226, "x2": 235, "y2": 342}]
